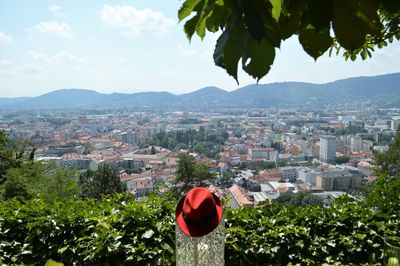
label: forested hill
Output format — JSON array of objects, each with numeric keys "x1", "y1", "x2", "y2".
[{"x1": 2, "y1": 73, "x2": 399, "y2": 110}]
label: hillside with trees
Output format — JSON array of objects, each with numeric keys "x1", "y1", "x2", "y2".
[{"x1": 142, "y1": 128, "x2": 229, "y2": 159}]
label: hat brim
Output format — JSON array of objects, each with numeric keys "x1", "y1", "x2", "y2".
[{"x1": 175, "y1": 193, "x2": 223, "y2": 237}]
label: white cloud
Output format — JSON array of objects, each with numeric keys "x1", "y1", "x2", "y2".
[
  {"x1": 1, "y1": 63, "x2": 46, "y2": 76},
  {"x1": 20, "y1": 64, "x2": 46, "y2": 74},
  {"x1": 0, "y1": 59, "x2": 14, "y2": 67},
  {"x1": 178, "y1": 45, "x2": 211, "y2": 59},
  {"x1": 28, "y1": 50, "x2": 83, "y2": 64},
  {"x1": 49, "y1": 5, "x2": 66, "y2": 18},
  {"x1": 100, "y1": 5, "x2": 175, "y2": 37},
  {"x1": 0, "y1": 32, "x2": 13, "y2": 45},
  {"x1": 29, "y1": 22, "x2": 74, "y2": 38}
]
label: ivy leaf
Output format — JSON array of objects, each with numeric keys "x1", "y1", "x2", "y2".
[
  {"x1": 178, "y1": 0, "x2": 203, "y2": 21},
  {"x1": 161, "y1": 242, "x2": 174, "y2": 254},
  {"x1": 296, "y1": 240, "x2": 304, "y2": 248},
  {"x1": 299, "y1": 25, "x2": 333, "y2": 60},
  {"x1": 142, "y1": 229, "x2": 154, "y2": 239},
  {"x1": 45, "y1": 260, "x2": 64, "y2": 266},
  {"x1": 242, "y1": 36, "x2": 275, "y2": 81},
  {"x1": 333, "y1": 0, "x2": 380, "y2": 50},
  {"x1": 356, "y1": 233, "x2": 366, "y2": 240}
]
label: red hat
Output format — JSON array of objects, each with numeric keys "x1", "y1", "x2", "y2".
[{"x1": 175, "y1": 187, "x2": 223, "y2": 237}]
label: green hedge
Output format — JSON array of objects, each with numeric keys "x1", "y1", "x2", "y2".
[
  {"x1": 0, "y1": 195, "x2": 399, "y2": 265},
  {"x1": 0, "y1": 195, "x2": 175, "y2": 265},
  {"x1": 224, "y1": 197, "x2": 399, "y2": 265}
]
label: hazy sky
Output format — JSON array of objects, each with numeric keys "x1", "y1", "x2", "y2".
[{"x1": 1, "y1": 0, "x2": 400, "y2": 98}]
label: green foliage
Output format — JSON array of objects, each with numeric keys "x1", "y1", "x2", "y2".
[
  {"x1": 374, "y1": 129, "x2": 400, "y2": 176},
  {"x1": 376, "y1": 132, "x2": 394, "y2": 146},
  {"x1": 45, "y1": 259, "x2": 64, "y2": 266},
  {"x1": 334, "y1": 125, "x2": 368, "y2": 136},
  {"x1": 0, "y1": 162, "x2": 80, "y2": 202},
  {"x1": 45, "y1": 169, "x2": 81, "y2": 201},
  {"x1": 335, "y1": 155, "x2": 350, "y2": 164},
  {"x1": 276, "y1": 191, "x2": 323, "y2": 206},
  {"x1": 179, "y1": 0, "x2": 400, "y2": 81},
  {"x1": 1, "y1": 178, "x2": 31, "y2": 201},
  {"x1": 0, "y1": 194, "x2": 175, "y2": 265},
  {"x1": 224, "y1": 196, "x2": 399, "y2": 265},
  {"x1": 142, "y1": 129, "x2": 228, "y2": 159},
  {"x1": 174, "y1": 154, "x2": 214, "y2": 195},
  {"x1": 367, "y1": 128, "x2": 400, "y2": 213},
  {"x1": 0, "y1": 194, "x2": 398, "y2": 265},
  {"x1": 222, "y1": 169, "x2": 236, "y2": 179},
  {"x1": 79, "y1": 164, "x2": 122, "y2": 199},
  {"x1": 366, "y1": 173, "x2": 400, "y2": 214},
  {"x1": 0, "y1": 131, "x2": 19, "y2": 185}
]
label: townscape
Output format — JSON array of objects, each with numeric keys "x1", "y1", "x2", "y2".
[
  {"x1": 1, "y1": 0, "x2": 400, "y2": 264},
  {"x1": 3, "y1": 103, "x2": 398, "y2": 207}
]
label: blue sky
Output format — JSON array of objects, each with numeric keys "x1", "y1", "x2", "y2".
[{"x1": 1, "y1": 0, "x2": 400, "y2": 98}]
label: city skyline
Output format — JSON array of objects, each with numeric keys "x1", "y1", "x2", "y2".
[{"x1": 1, "y1": 0, "x2": 400, "y2": 98}]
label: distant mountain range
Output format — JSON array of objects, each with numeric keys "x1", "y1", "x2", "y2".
[{"x1": 1, "y1": 73, "x2": 399, "y2": 110}]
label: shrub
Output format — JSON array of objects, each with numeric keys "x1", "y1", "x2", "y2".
[{"x1": 0, "y1": 194, "x2": 398, "y2": 265}]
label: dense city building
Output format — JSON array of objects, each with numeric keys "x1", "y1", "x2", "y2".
[{"x1": 319, "y1": 135, "x2": 336, "y2": 164}]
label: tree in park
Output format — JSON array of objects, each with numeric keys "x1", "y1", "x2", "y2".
[
  {"x1": 335, "y1": 155, "x2": 350, "y2": 165},
  {"x1": 1, "y1": 162, "x2": 80, "y2": 202},
  {"x1": 79, "y1": 164, "x2": 122, "y2": 199},
  {"x1": 174, "y1": 153, "x2": 215, "y2": 194},
  {"x1": 178, "y1": 0, "x2": 400, "y2": 82},
  {"x1": 366, "y1": 127, "x2": 400, "y2": 212},
  {"x1": 0, "y1": 131, "x2": 20, "y2": 185}
]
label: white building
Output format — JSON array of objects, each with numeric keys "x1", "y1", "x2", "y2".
[
  {"x1": 248, "y1": 148, "x2": 274, "y2": 160},
  {"x1": 121, "y1": 131, "x2": 137, "y2": 145},
  {"x1": 281, "y1": 167, "x2": 298, "y2": 180},
  {"x1": 126, "y1": 176, "x2": 154, "y2": 197},
  {"x1": 350, "y1": 135, "x2": 363, "y2": 153},
  {"x1": 391, "y1": 118, "x2": 400, "y2": 131},
  {"x1": 298, "y1": 168, "x2": 318, "y2": 185},
  {"x1": 319, "y1": 135, "x2": 336, "y2": 164},
  {"x1": 362, "y1": 140, "x2": 373, "y2": 152},
  {"x1": 338, "y1": 116, "x2": 356, "y2": 126}
]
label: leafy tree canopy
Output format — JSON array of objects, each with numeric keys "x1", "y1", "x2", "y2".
[
  {"x1": 0, "y1": 131, "x2": 20, "y2": 184},
  {"x1": 367, "y1": 127, "x2": 400, "y2": 212},
  {"x1": 335, "y1": 155, "x2": 350, "y2": 165},
  {"x1": 276, "y1": 191, "x2": 323, "y2": 206},
  {"x1": 0, "y1": 162, "x2": 80, "y2": 202},
  {"x1": 179, "y1": 0, "x2": 400, "y2": 82},
  {"x1": 142, "y1": 129, "x2": 228, "y2": 159},
  {"x1": 79, "y1": 164, "x2": 122, "y2": 199},
  {"x1": 174, "y1": 153, "x2": 215, "y2": 195}
]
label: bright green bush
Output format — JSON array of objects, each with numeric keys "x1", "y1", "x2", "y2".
[
  {"x1": 224, "y1": 196, "x2": 399, "y2": 265},
  {"x1": 0, "y1": 194, "x2": 399, "y2": 265},
  {"x1": 0, "y1": 195, "x2": 175, "y2": 265}
]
